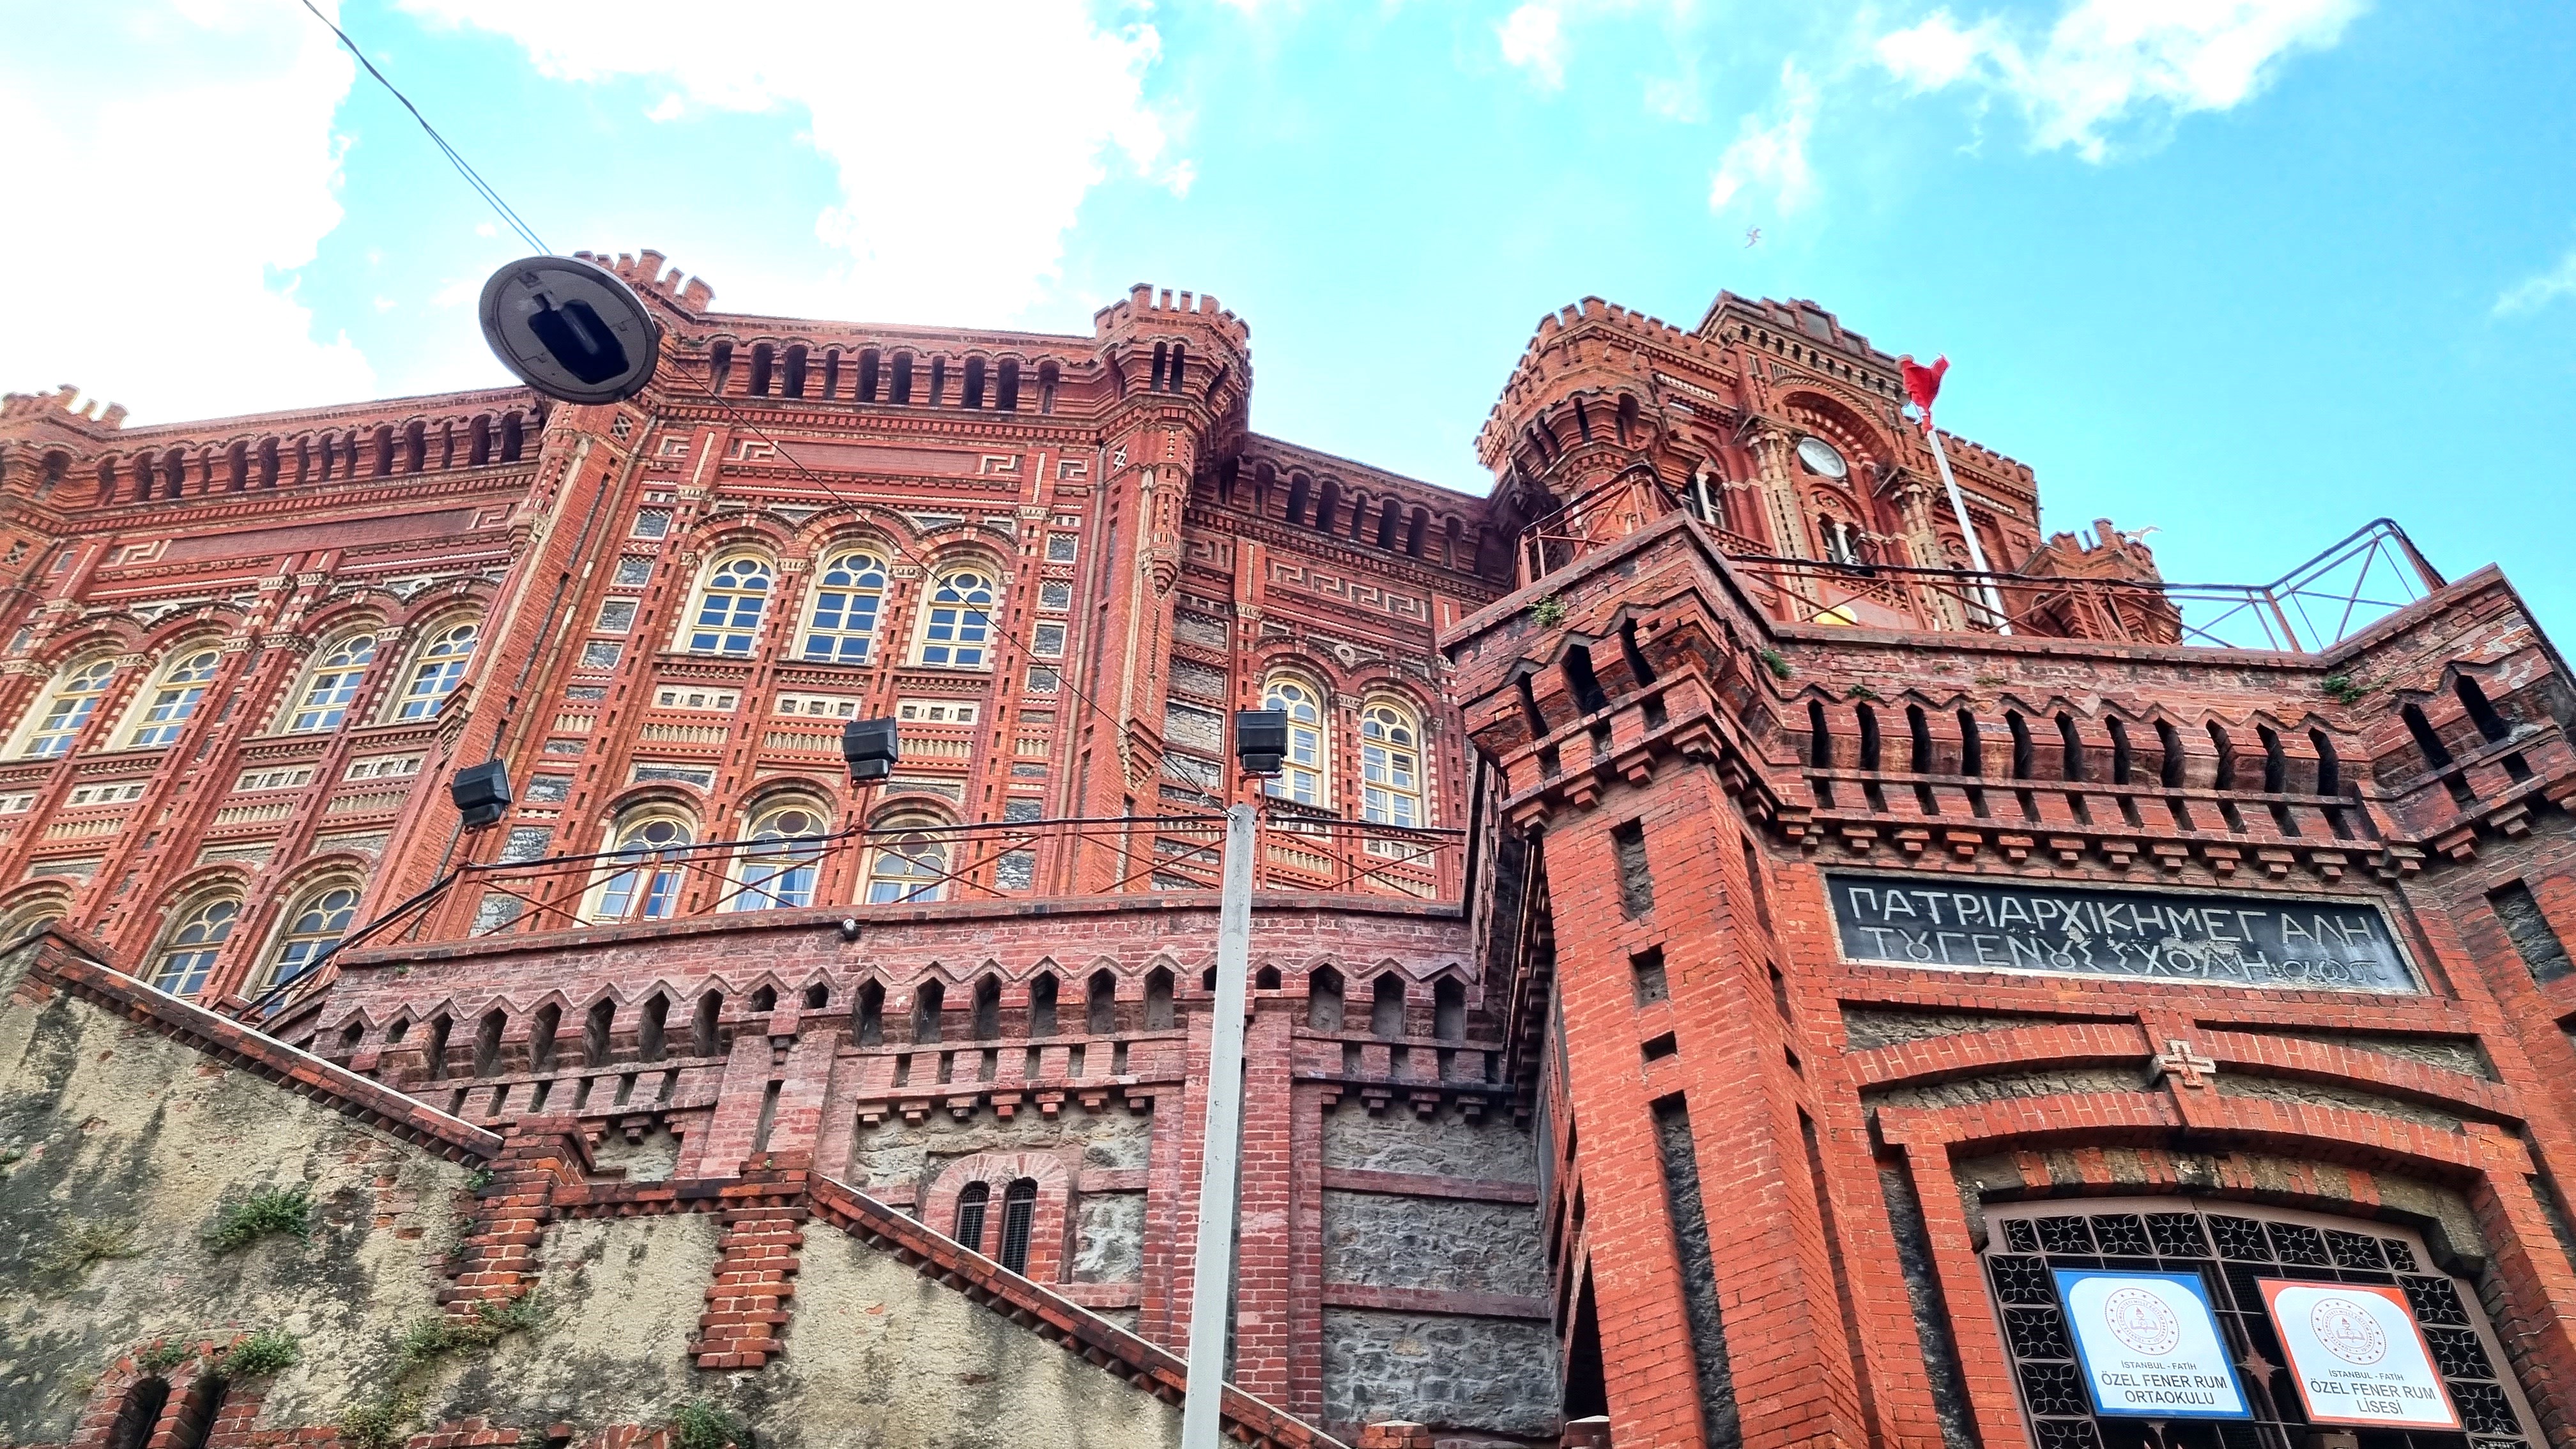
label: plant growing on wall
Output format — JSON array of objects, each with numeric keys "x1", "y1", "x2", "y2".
[
  {"x1": 1531, "y1": 595, "x2": 1567, "y2": 627},
  {"x1": 2320, "y1": 673, "x2": 2371, "y2": 704},
  {"x1": 224, "y1": 1330, "x2": 301, "y2": 1377},
  {"x1": 54, "y1": 1222, "x2": 141, "y2": 1276},
  {"x1": 670, "y1": 1399, "x2": 752, "y2": 1449},
  {"x1": 1759, "y1": 648, "x2": 1792, "y2": 680},
  {"x1": 206, "y1": 1186, "x2": 313, "y2": 1253}
]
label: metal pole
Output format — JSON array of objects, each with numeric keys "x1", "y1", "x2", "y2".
[
  {"x1": 1180, "y1": 802, "x2": 1256, "y2": 1449},
  {"x1": 1926, "y1": 427, "x2": 2012, "y2": 636}
]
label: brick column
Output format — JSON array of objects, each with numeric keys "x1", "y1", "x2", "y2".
[
  {"x1": 1231, "y1": 997, "x2": 1294, "y2": 1400},
  {"x1": 695, "y1": 1151, "x2": 810, "y2": 1369},
  {"x1": 443, "y1": 1119, "x2": 589, "y2": 1314}
]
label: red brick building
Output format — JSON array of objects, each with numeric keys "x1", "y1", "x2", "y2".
[{"x1": 1, "y1": 256, "x2": 2571, "y2": 1449}]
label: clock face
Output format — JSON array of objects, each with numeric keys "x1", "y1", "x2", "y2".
[{"x1": 1796, "y1": 436, "x2": 1848, "y2": 479}]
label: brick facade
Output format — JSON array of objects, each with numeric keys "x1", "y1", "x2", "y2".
[{"x1": 4, "y1": 263, "x2": 2572, "y2": 1447}]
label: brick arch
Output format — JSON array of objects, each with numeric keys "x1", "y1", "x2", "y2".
[
  {"x1": 1781, "y1": 389, "x2": 1897, "y2": 470},
  {"x1": 921, "y1": 1148, "x2": 1078, "y2": 1281},
  {"x1": 128, "y1": 608, "x2": 249, "y2": 659},
  {"x1": 27, "y1": 624, "x2": 141, "y2": 669}
]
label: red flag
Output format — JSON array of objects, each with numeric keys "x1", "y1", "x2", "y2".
[{"x1": 1898, "y1": 354, "x2": 1948, "y2": 433}]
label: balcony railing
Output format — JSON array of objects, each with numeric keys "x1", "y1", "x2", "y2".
[
  {"x1": 237, "y1": 809, "x2": 1466, "y2": 1025},
  {"x1": 1514, "y1": 469, "x2": 2443, "y2": 654}
]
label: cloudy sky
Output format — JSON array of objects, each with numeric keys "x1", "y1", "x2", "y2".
[{"x1": 4, "y1": 1, "x2": 2571, "y2": 629}]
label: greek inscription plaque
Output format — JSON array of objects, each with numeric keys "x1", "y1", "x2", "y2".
[{"x1": 1826, "y1": 873, "x2": 2417, "y2": 994}]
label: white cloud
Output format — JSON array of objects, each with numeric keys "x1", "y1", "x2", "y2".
[
  {"x1": 2496, "y1": 246, "x2": 2576, "y2": 316},
  {"x1": 1498, "y1": 4, "x2": 1568, "y2": 89},
  {"x1": 0, "y1": 1, "x2": 371, "y2": 422},
  {"x1": 1876, "y1": 0, "x2": 2365, "y2": 162},
  {"x1": 1708, "y1": 61, "x2": 1818, "y2": 217},
  {"x1": 399, "y1": 0, "x2": 1177, "y2": 323}
]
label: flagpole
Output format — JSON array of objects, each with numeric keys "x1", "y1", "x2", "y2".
[{"x1": 1923, "y1": 420, "x2": 2012, "y2": 636}]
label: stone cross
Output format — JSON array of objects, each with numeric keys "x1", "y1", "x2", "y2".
[{"x1": 2153, "y1": 1038, "x2": 2217, "y2": 1089}]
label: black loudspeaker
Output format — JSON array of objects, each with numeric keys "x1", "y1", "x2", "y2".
[
  {"x1": 451, "y1": 760, "x2": 512, "y2": 829},
  {"x1": 1235, "y1": 709, "x2": 1289, "y2": 776},
  {"x1": 843, "y1": 717, "x2": 900, "y2": 783}
]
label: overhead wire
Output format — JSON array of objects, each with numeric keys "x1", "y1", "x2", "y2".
[{"x1": 297, "y1": 1, "x2": 550, "y2": 255}]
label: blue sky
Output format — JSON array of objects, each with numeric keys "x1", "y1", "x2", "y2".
[{"x1": 5, "y1": 1, "x2": 2572, "y2": 632}]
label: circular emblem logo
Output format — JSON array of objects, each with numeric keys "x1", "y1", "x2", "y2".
[
  {"x1": 2102, "y1": 1287, "x2": 2182, "y2": 1356},
  {"x1": 2310, "y1": 1298, "x2": 2389, "y2": 1365}
]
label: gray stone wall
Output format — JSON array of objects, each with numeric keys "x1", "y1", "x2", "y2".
[
  {"x1": 1321, "y1": 1105, "x2": 1535, "y2": 1181},
  {"x1": 848, "y1": 1104, "x2": 1154, "y2": 1199},
  {"x1": 1322, "y1": 1192, "x2": 1546, "y2": 1298},
  {"x1": 1073, "y1": 1194, "x2": 1145, "y2": 1284},
  {"x1": 1320, "y1": 1310, "x2": 1560, "y2": 1439},
  {"x1": 1863, "y1": 1066, "x2": 2142, "y2": 1112}
]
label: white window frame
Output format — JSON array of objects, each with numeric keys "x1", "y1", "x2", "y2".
[
  {"x1": 122, "y1": 645, "x2": 220, "y2": 749},
  {"x1": 17, "y1": 656, "x2": 118, "y2": 759},
  {"x1": 282, "y1": 632, "x2": 379, "y2": 733},
  {"x1": 684, "y1": 553, "x2": 775, "y2": 656},
  {"x1": 800, "y1": 548, "x2": 890, "y2": 664},
  {"x1": 1262, "y1": 675, "x2": 1329, "y2": 808},
  {"x1": 912, "y1": 567, "x2": 999, "y2": 670},
  {"x1": 390, "y1": 618, "x2": 479, "y2": 722}
]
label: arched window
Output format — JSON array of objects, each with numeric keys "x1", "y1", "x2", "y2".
[
  {"x1": 687, "y1": 555, "x2": 772, "y2": 655},
  {"x1": 0, "y1": 894, "x2": 68, "y2": 944},
  {"x1": 914, "y1": 570, "x2": 995, "y2": 668},
  {"x1": 266, "y1": 883, "x2": 358, "y2": 991},
  {"x1": 391, "y1": 619, "x2": 477, "y2": 720},
  {"x1": 998, "y1": 1178, "x2": 1038, "y2": 1273},
  {"x1": 864, "y1": 820, "x2": 948, "y2": 904},
  {"x1": 1360, "y1": 698, "x2": 1427, "y2": 841},
  {"x1": 592, "y1": 811, "x2": 694, "y2": 921},
  {"x1": 125, "y1": 645, "x2": 220, "y2": 748},
  {"x1": 1262, "y1": 676, "x2": 1327, "y2": 806},
  {"x1": 800, "y1": 549, "x2": 888, "y2": 663},
  {"x1": 21, "y1": 656, "x2": 116, "y2": 758},
  {"x1": 284, "y1": 633, "x2": 378, "y2": 732},
  {"x1": 730, "y1": 799, "x2": 827, "y2": 911},
  {"x1": 150, "y1": 894, "x2": 240, "y2": 997},
  {"x1": 954, "y1": 1181, "x2": 991, "y2": 1254}
]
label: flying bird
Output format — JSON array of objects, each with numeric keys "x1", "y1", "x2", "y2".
[{"x1": 1744, "y1": 226, "x2": 1761, "y2": 248}]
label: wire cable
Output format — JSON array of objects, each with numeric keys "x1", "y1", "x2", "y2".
[{"x1": 297, "y1": 0, "x2": 551, "y2": 255}]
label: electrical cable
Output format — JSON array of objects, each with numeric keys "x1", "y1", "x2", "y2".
[{"x1": 298, "y1": 0, "x2": 551, "y2": 256}]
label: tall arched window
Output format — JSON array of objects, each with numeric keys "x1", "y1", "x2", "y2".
[
  {"x1": 266, "y1": 884, "x2": 359, "y2": 991},
  {"x1": 285, "y1": 633, "x2": 378, "y2": 732},
  {"x1": 998, "y1": 1178, "x2": 1038, "y2": 1273},
  {"x1": 21, "y1": 656, "x2": 116, "y2": 758},
  {"x1": 1360, "y1": 698, "x2": 1425, "y2": 832},
  {"x1": 865, "y1": 820, "x2": 948, "y2": 904},
  {"x1": 1262, "y1": 676, "x2": 1327, "y2": 806},
  {"x1": 914, "y1": 570, "x2": 995, "y2": 668},
  {"x1": 592, "y1": 811, "x2": 694, "y2": 921},
  {"x1": 954, "y1": 1181, "x2": 991, "y2": 1254},
  {"x1": 150, "y1": 894, "x2": 240, "y2": 997},
  {"x1": 391, "y1": 619, "x2": 477, "y2": 720},
  {"x1": 730, "y1": 799, "x2": 827, "y2": 911},
  {"x1": 686, "y1": 555, "x2": 773, "y2": 655},
  {"x1": 801, "y1": 549, "x2": 888, "y2": 663},
  {"x1": 124, "y1": 647, "x2": 220, "y2": 749}
]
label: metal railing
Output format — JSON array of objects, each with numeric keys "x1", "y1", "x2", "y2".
[
  {"x1": 234, "y1": 809, "x2": 1466, "y2": 1025},
  {"x1": 1510, "y1": 466, "x2": 2443, "y2": 654}
]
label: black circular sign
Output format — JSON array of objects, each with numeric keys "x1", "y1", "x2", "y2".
[{"x1": 477, "y1": 254, "x2": 662, "y2": 404}]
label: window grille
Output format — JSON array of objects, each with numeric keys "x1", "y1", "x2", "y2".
[
  {"x1": 1982, "y1": 1195, "x2": 2535, "y2": 1448},
  {"x1": 954, "y1": 1181, "x2": 990, "y2": 1254},
  {"x1": 998, "y1": 1179, "x2": 1038, "y2": 1273}
]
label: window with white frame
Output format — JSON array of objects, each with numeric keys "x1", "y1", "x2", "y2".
[
  {"x1": 0, "y1": 792, "x2": 33, "y2": 813},
  {"x1": 342, "y1": 755, "x2": 419, "y2": 783},
  {"x1": 595, "y1": 599, "x2": 637, "y2": 632},
  {"x1": 21, "y1": 656, "x2": 116, "y2": 758},
  {"x1": 730, "y1": 799, "x2": 827, "y2": 911},
  {"x1": 776, "y1": 693, "x2": 860, "y2": 719},
  {"x1": 1038, "y1": 580, "x2": 1072, "y2": 611},
  {"x1": 590, "y1": 810, "x2": 695, "y2": 921},
  {"x1": 124, "y1": 647, "x2": 220, "y2": 748},
  {"x1": 864, "y1": 819, "x2": 949, "y2": 904},
  {"x1": 265, "y1": 884, "x2": 358, "y2": 992},
  {"x1": 686, "y1": 555, "x2": 773, "y2": 655},
  {"x1": 914, "y1": 570, "x2": 996, "y2": 668},
  {"x1": 1262, "y1": 675, "x2": 1328, "y2": 806},
  {"x1": 631, "y1": 509, "x2": 672, "y2": 539},
  {"x1": 391, "y1": 620, "x2": 478, "y2": 721},
  {"x1": 1031, "y1": 624, "x2": 1066, "y2": 658},
  {"x1": 65, "y1": 781, "x2": 148, "y2": 807},
  {"x1": 896, "y1": 700, "x2": 979, "y2": 724},
  {"x1": 655, "y1": 687, "x2": 740, "y2": 711},
  {"x1": 1360, "y1": 700, "x2": 1425, "y2": 828},
  {"x1": 801, "y1": 549, "x2": 889, "y2": 664},
  {"x1": 150, "y1": 894, "x2": 240, "y2": 997},
  {"x1": 284, "y1": 634, "x2": 378, "y2": 733},
  {"x1": 1045, "y1": 533, "x2": 1078, "y2": 562}
]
